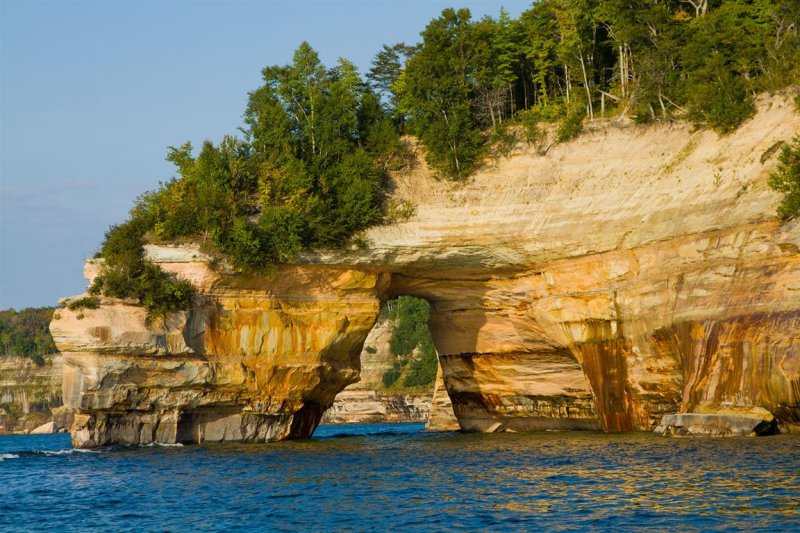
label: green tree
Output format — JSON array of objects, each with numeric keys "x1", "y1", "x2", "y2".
[
  {"x1": 520, "y1": 2, "x2": 561, "y2": 106},
  {"x1": 683, "y1": 1, "x2": 770, "y2": 131},
  {"x1": 388, "y1": 296, "x2": 432, "y2": 357},
  {"x1": 768, "y1": 137, "x2": 800, "y2": 221},
  {"x1": 552, "y1": 0, "x2": 599, "y2": 118},
  {"x1": 89, "y1": 218, "x2": 196, "y2": 319},
  {"x1": 763, "y1": 0, "x2": 800, "y2": 90},
  {"x1": 632, "y1": 2, "x2": 687, "y2": 121},
  {"x1": 469, "y1": 11, "x2": 528, "y2": 128},
  {"x1": 381, "y1": 296, "x2": 438, "y2": 389},
  {"x1": 367, "y1": 42, "x2": 417, "y2": 116},
  {"x1": 400, "y1": 8, "x2": 484, "y2": 178},
  {"x1": 0, "y1": 308, "x2": 58, "y2": 364},
  {"x1": 244, "y1": 43, "x2": 388, "y2": 249}
]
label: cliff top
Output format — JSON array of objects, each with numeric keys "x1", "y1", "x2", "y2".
[{"x1": 297, "y1": 93, "x2": 800, "y2": 272}]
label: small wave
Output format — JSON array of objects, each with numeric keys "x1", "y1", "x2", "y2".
[
  {"x1": 317, "y1": 430, "x2": 413, "y2": 439},
  {"x1": 40, "y1": 449, "x2": 99, "y2": 456},
  {"x1": 0, "y1": 449, "x2": 100, "y2": 459},
  {"x1": 143, "y1": 442, "x2": 184, "y2": 448},
  {"x1": 267, "y1": 492, "x2": 302, "y2": 500}
]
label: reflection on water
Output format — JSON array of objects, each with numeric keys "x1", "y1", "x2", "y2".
[{"x1": 1, "y1": 424, "x2": 799, "y2": 531}]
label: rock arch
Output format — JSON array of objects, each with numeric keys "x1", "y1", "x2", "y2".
[{"x1": 51, "y1": 96, "x2": 800, "y2": 446}]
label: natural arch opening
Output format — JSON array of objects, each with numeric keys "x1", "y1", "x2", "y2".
[
  {"x1": 322, "y1": 296, "x2": 445, "y2": 426},
  {"x1": 378, "y1": 270, "x2": 606, "y2": 434}
]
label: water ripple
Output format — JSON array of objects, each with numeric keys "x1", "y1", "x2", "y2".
[{"x1": 1, "y1": 426, "x2": 799, "y2": 531}]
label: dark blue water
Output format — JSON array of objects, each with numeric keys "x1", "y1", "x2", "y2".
[{"x1": 1, "y1": 424, "x2": 799, "y2": 531}]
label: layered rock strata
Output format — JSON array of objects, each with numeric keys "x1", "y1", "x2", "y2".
[
  {"x1": 51, "y1": 94, "x2": 800, "y2": 446},
  {"x1": 0, "y1": 355, "x2": 64, "y2": 433},
  {"x1": 654, "y1": 412, "x2": 779, "y2": 437},
  {"x1": 53, "y1": 261, "x2": 382, "y2": 447},
  {"x1": 322, "y1": 390, "x2": 430, "y2": 424}
]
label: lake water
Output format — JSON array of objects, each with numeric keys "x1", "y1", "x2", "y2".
[{"x1": 1, "y1": 424, "x2": 799, "y2": 531}]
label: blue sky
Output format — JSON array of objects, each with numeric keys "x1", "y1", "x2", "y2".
[{"x1": 1, "y1": 0, "x2": 530, "y2": 309}]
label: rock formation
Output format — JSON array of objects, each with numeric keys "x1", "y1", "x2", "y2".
[
  {"x1": 53, "y1": 258, "x2": 381, "y2": 447},
  {"x1": 51, "y1": 94, "x2": 800, "y2": 446},
  {"x1": 654, "y1": 412, "x2": 779, "y2": 437},
  {"x1": 0, "y1": 355, "x2": 65, "y2": 433}
]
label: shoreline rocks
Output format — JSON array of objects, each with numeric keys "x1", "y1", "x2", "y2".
[
  {"x1": 654, "y1": 412, "x2": 780, "y2": 437},
  {"x1": 322, "y1": 390, "x2": 431, "y2": 425}
]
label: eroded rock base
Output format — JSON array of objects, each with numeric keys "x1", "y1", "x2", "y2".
[
  {"x1": 654, "y1": 413, "x2": 779, "y2": 437},
  {"x1": 71, "y1": 407, "x2": 325, "y2": 448}
]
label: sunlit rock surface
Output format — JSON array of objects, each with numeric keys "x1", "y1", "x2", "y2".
[
  {"x1": 0, "y1": 355, "x2": 64, "y2": 434},
  {"x1": 51, "y1": 94, "x2": 800, "y2": 446},
  {"x1": 426, "y1": 360, "x2": 460, "y2": 431},
  {"x1": 52, "y1": 267, "x2": 381, "y2": 447},
  {"x1": 654, "y1": 412, "x2": 779, "y2": 437}
]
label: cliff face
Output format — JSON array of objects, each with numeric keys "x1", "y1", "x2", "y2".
[
  {"x1": 0, "y1": 355, "x2": 63, "y2": 433},
  {"x1": 52, "y1": 262, "x2": 381, "y2": 447},
  {"x1": 51, "y1": 95, "x2": 800, "y2": 446}
]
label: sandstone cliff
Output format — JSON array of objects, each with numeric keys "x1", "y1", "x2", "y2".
[
  {"x1": 51, "y1": 94, "x2": 800, "y2": 446},
  {"x1": 0, "y1": 355, "x2": 64, "y2": 433},
  {"x1": 52, "y1": 261, "x2": 380, "y2": 447}
]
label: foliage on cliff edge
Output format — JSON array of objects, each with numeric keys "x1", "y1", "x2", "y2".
[
  {"x1": 94, "y1": 43, "x2": 401, "y2": 314},
  {"x1": 93, "y1": 3, "x2": 798, "y2": 312},
  {"x1": 768, "y1": 136, "x2": 800, "y2": 221},
  {"x1": 393, "y1": 1, "x2": 799, "y2": 177}
]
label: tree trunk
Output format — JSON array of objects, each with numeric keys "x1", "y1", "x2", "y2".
[
  {"x1": 451, "y1": 141, "x2": 460, "y2": 174},
  {"x1": 683, "y1": 0, "x2": 708, "y2": 18},
  {"x1": 524, "y1": 78, "x2": 530, "y2": 109},
  {"x1": 579, "y1": 52, "x2": 593, "y2": 120}
]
